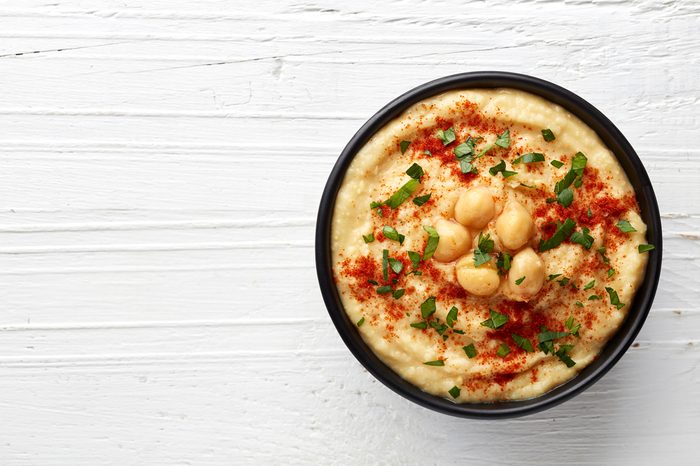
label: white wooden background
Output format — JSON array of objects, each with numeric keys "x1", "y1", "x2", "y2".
[{"x1": 0, "y1": 1, "x2": 697, "y2": 464}]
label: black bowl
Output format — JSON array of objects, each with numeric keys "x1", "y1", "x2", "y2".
[{"x1": 315, "y1": 72, "x2": 662, "y2": 418}]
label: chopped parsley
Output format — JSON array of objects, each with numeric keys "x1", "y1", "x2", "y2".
[
  {"x1": 513, "y1": 152, "x2": 545, "y2": 164},
  {"x1": 555, "y1": 345, "x2": 576, "y2": 368},
  {"x1": 496, "y1": 252, "x2": 512, "y2": 275},
  {"x1": 436, "y1": 127, "x2": 456, "y2": 146},
  {"x1": 583, "y1": 279, "x2": 596, "y2": 290},
  {"x1": 605, "y1": 287, "x2": 625, "y2": 310},
  {"x1": 388, "y1": 257, "x2": 403, "y2": 274},
  {"x1": 608, "y1": 268, "x2": 616, "y2": 278},
  {"x1": 410, "y1": 321, "x2": 427, "y2": 329},
  {"x1": 515, "y1": 276, "x2": 526, "y2": 285},
  {"x1": 362, "y1": 233, "x2": 374, "y2": 243},
  {"x1": 588, "y1": 294, "x2": 602, "y2": 300},
  {"x1": 420, "y1": 296, "x2": 437, "y2": 319},
  {"x1": 413, "y1": 193, "x2": 431, "y2": 206},
  {"x1": 473, "y1": 232, "x2": 495, "y2": 267},
  {"x1": 550, "y1": 160, "x2": 564, "y2": 168},
  {"x1": 399, "y1": 140, "x2": 411, "y2": 154},
  {"x1": 557, "y1": 188, "x2": 574, "y2": 207},
  {"x1": 565, "y1": 315, "x2": 581, "y2": 337},
  {"x1": 429, "y1": 321, "x2": 448, "y2": 336},
  {"x1": 616, "y1": 220, "x2": 637, "y2": 233},
  {"x1": 570, "y1": 227, "x2": 594, "y2": 249},
  {"x1": 512, "y1": 334, "x2": 535, "y2": 352},
  {"x1": 489, "y1": 159, "x2": 518, "y2": 178},
  {"x1": 495, "y1": 129, "x2": 511, "y2": 148},
  {"x1": 423, "y1": 359, "x2": 445, "y2": 366},
  {"x1": 422, "y1": 225, "x2": 440, "y2": 260},
  {"x1": 480, "y1": 309, "x2": 508, "y2": 329},
  {"x1": 463, "y1": 343, "x2": 478, "y2": 358},
  {"x1": 539, "y1": 218, "x2": 576, "y2": 251},
  {"x1": 454, "y1": 137, "x2": 479, "y2": 174},
  {"x1": 448, "y1": 386, "x2": 461, "y2": 398},
  {"x1": 638, "y1": 244, "x2": 655, "y2": 253},
  {"x1": 541, "y1": 128, "x2": 556, "y2": 141},
  {"x1": 422, "y1": 150, "x2": 432, "y2": 156},
  {"x1": 385, "y1": 178, "x2": 420, "y2": 209},
  {"x1": 575, "y1": 301, "x2": 584, "y2": 307},
  {"x1": 376, "y1": 285, "x2": 392, "y2": 294},
  {"x1": 392, "y1": 289, "x2": 405, "y2": 299},
  {"x1": 357, "y1": 317, "x2": 365, "y2": 327},
  {"x1": 446, "y1": 306, "x2": 458, "y2": 328},
  {"x1": 382, "y1": 225, "x2": 405, "y2": 244},
  {"x1": 407, "y1": 251, "x2": 421, "y2": 270},
  {"x1": 553, "y1": 152, "x2": 587, "y2": 206},
  {"x1": 548, "y1": 273, "x2": 562, "y2": 281},
  {"x1": 405, "y1": 163, "x2": 424, "y2": 180},
  {"x1": 497, "y1": 343, "x2": 511, "y2": 358},
  {"x1": 597, "y1": 247, "x2": 610, "y2": 264}
]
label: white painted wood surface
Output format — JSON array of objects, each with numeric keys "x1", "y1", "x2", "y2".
[{"x1": 0, "y1": 1, "x2": 697, "y2": 464}]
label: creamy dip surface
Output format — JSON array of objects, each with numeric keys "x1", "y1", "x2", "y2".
[{"x1": 331, "y1": 88, "x2": 652, "y2": 402}]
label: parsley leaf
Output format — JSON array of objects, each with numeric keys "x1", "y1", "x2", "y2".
[
  {"x1": 570, "y1": 227, "x2": 594, "y2": 249},
  {"x1": 448, "y1": 386, "x2": 461, "y2": 398},
  {"x1": 400, "y1": 140, "x2": 411, "y2": 154},
  {"x1": 407, "y1": 251, "x2": 421, "y2": 270},
  {"x1": 357, "y1": 317, "x2": 365, "y2": 327},
  {"x1": 481, "y1": 309, "x2": 508, "y2": 329},
  {"x1": 555, "y1": 345, "x2": 576, "y2": 368},
  {"x1": 376, "y1": 285, "x2": 393, "y2": 294},
  {"x1": 539, "y1": 218, "x2": 576, "y2": 251},
  {"x1": 605, "y1": 287, "x2": 625, "y2": 310},
  {"x1": 436, "y1": 127, "x2": 456, "y2": 146},
  {"x1": 362, "y1": 233, "x2": 374, "y2": 243},
  {"x1": 541, "y1": 129, "x2": 556, "y2": 141},
  {"x1": 382, "y1": 225, "x2": 405, "y2": 244},
  {"x1": 388, "y1": 257, "x2": 403, "y2": 274},
  {"x1": 410, "y1": 321, "x2": 427, "y2": 329},
  {"x1": 565, "y1": 315, "x2": 581, "y2": 337},
  {"x1": 550, "y1": 160, "x2": 564, "y2": 168},
  {"x1": 424, "y1": 359, "x2": 445, "y2": 366},
  {"x1": 513, "y1": 152, "x2": 545, "y2": 164},
  {"x1": 597, "y1": 247, "x2": 610, "y2": 264},
  {"x1": 638, "y1": 244, "x2": 655, "y2": 253},
  {"x1": 446, "y1": 306, "x2": 458, "y2": 328},
  {"x1": 588, "y1": 294, "x2": 602, "y2": 301},
  {"x1": 473, "y1": 232, "x2": 494, "y2": 267},
  {"x1": 489, "y1": 159, "x2": 518, "y2": 178},
  {"x1": 496, "y1": 252, "x2": 512, "y2": 275},
  {"x1": 422, "y1": 225, "x2": 440, "y2": 260},
  {"x1": 406, "y1": 163, "x2": 424, "y2": 180},
  {"x1": 616, "y1": 220, "x2": 637, "y2": 233},
  {"x1": 420, "y1": 297, "x2": 437, "y2": 319},
  {"x1": 385, "y1": 178, "x2": 420, "y2": 209},
  {"x1": 463, "y1": 344, "x2": 477, "y2": 358},
  {"x1": 413, "y1": 193, "x2": 431, "y2": 206},
  {"x1": 392, "y1": 289, "x2": 405, "y2": 299},
  {"x1": 512, "y1": 334, "x2": 534, "y2": 352},
  {"x1": 557, "y1": 187, "x2": 574, "y2": 207},
  {"x1": 495, "y1": 129, "x2": 510, "y2": 148},
  {"x1": 583, "y1": 279, "x2": 596, "y2": 290},
  {"x1": 515, "y1": 276, "x2": 526, "y2": 285},
  {"x1": 497, "y1": 343, "x2": 511, "y2": 358}
]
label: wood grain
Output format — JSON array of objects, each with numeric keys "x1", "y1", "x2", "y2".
[{"x1": 0, "y1": 1, "x2": 698, "y2": 464}]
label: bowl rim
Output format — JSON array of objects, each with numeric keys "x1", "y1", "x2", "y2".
[{"x1": 314, "y1": 71, "x2": 662, "y2": 418}]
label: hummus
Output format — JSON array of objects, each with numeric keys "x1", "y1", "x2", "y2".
[{"x1": 331, "y1": 88, "x2": 652, "y2": 402}]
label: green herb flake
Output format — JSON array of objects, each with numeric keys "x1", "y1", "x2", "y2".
[
  {"x1": 429, "y1": 321, "x2": 449, "y2": 336},
  {"x1": 608, "y1": 268, "x2": 616, "y2": 278},
  {"x1": 446, "y1": 306, "x2": 458, "y2": 328},
  {"x1": 473, "y1": 232, "x2": 495, "y2": 267},
  {"x1": 463, "y1": 343, "x2": 478, "y2": 358},
  {"x1": 512, "y1": 334, "x2": 535, "y2": 352},
  {"x1": 423, "y1": 150, "x2": 432, "y2": 156},
  {"x1": 489, "y1": 159, "x2": 518, "y2": 178},
  {"x1": 385, "y1": 178, "x2": 420, "y2": 209},
  {"x1": 367, "y1": 279, "x2": 379, "y2": 286},
  {"x1": 436, "y1": 127, "x2": 456, "y2": 146},
  {"x1": 454, "y1": 140, "x2": 474, "y2": 158},
  {"x1": 570, "y1": 227, "x2": 594, "y2": 249},
  {"x1": 515, "y1": 276, "x2": 526, "y2": 285},
  {"x1": 558, "y1": 277, "x2": 570, "y2": 286},
  {"x1": 448, "y1": 386, "x2": 461, "y2": 398},
  {"x1": 392, "y1": 289, "x2": 405, "y2": 299},
  {"x1": 382, "y1": 225, "x2": 405, "y2": 244},
  {"x1": 550, "y1": 160, "x2": 565, "y2": 168},
  {"x1": 565, "y1": 315, "x2": 581, "y2": 337},
  {"x1": 407, "y1": 251, "x2": 421, "y2": 270},
  {"x1": 357, "y1": 317, "x2": 365, "y2": 327},
  {"x1": 597, "y1": 247, "x2": 610, "y2": 264},
  {"x1": 575, "y1": 301, "x2": 584, "y2": 307},
  {"x1": 513, "y1": 152, "x2": 545, "y2": 164},
  {"x1": 548, "y1": 273, "x2": 562, "y2": 281},
  {"x1": 420, "y1": 296, "x2": 437, "y2": 319},
  {"x1": 557, "y1": 187, "x2": 574, "y2": 207},
  {"x1": 405, "y1": 163, "x2": 424, "y2": 180},
  {"x1": 410, "y1": 321, "x2": 427, "y2": 329},
  {"x1": 423, "y1": 359, "x2": 445, "y2": 366},
  {"x1": 554, "y1": 152, "x2": 587, "y2": 195},
  {"x1": 362, "y1": 233, "x2": 374, "y2": 243},
  {"x1": 422, "y1": 225, "x2": 440, "y2": 260},
  {"x1": 555, "y1": 346, "x2": 576, "y2": 368},
  {"x1": 588, "y1": 294, "x2": 602, "y2": 301},
  {"x1": 616, "y1": 220, "x2": 637, "y2": 233},
  {"x1": 376, "y1": 285, "x2": 393, "y2": 295},
  {"x1": 497, "y1": 343, "x2": 511, "y2": 358},
  {"x1": 539, "y1": 218, "x2": 577, "y2": 251},
  {"x1": 399, "y1": 140, "x2": 411, "y2": 154},
  {"x1": 583, "y1": 279, "x2": 596, "y2": 290},
  {"x1": 495, "y1": 129, "x2": 511, "y2": 148},
  {"x1": 388, "y1": 257, "x2": 404, "y2": 274},
  {"x1": 413, "y1": 193, "x2": 431, "y2": 206},
  {"x1": 638, "y1": 244, "x2": 655, "y2": 253},
  {"x1": 480, "y1": 309, "x2": 509, "y2": 330},
  {"x1": 605, "y1": 287, "x2": 625, "y2": 310},
  {"x1": 538, "y1": 328, "x2": 571, "y2": 344},
  {"x1": 496, "y1": 252, "x2": 512, "y2": 275},
  {"x1": 541, "y1": 129, "x2": 556, "y2": 141},
  {"x1": 382, "y1": 249, "x2": 389, "y2": 281}
]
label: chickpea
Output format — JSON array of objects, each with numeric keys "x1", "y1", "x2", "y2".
[
  {"x1": 495, "y1": 200, "x2": 534, "y2": 250},
  {"x1": 507, "y1": 247, "x2": 545, "y2": 301},
  {"x1": 455, "y1": 254, "x2": 501, "y2": 297},
  {"x1": 432, "y1": 218, "x2": 471, "y2": 262},
  {"x1": 454, "y1": 187, "x2": 496, "y2": 229}
]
